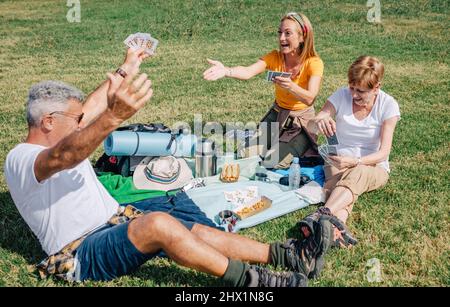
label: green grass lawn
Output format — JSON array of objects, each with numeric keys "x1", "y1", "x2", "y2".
[{"x1": 0, "y1": 0, "x2": 448, "y2": 286}]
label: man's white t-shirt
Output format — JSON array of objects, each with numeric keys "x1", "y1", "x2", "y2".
[
  {"x1": 4, "y1": 143, "x2": 119, "y2": 255},
  {"x1": 328, "y1": 87, "x2": 401, "y2": 172}
]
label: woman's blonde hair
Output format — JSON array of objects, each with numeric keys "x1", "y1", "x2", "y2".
[
  {"x1": 348, "y1": 56, "x2": 385, "y2": 89},
  {"x1": 281, "y1": 12, "x2": 318, "y2": 64}
]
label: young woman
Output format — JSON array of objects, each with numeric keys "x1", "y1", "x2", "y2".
[
  {"x1": 203, "y1": 12, "x2": 323, "y2": 168},
  {"x1": 301, "y1": 56, "x2": 401, "y2": 248}
]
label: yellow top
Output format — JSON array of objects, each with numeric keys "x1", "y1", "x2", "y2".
[{"x1": 261, "y1": 50, "x2": 324, "y2": 110}]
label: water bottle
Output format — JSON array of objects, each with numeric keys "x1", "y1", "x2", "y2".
[{"x1": 289, "y1": 157, "x2": 301, "y2": 190}]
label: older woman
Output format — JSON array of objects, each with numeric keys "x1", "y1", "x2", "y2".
[
  {"x1": 301, "y1": 56, "x2": 401, "y2": 247},
  {"x1": 203, "y1": 12, "x2": 323, "y2": 168}
]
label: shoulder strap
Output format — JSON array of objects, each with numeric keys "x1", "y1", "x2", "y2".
[{"x1": 117, "y1": 123, "x2": 174, "y2": 133}]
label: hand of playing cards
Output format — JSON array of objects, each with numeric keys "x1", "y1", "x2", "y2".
[
  {"x1": 124, "y1": 32, "x2": 159, "y2": 55},
  {"x1": 266, "y1": 70, "x2": 292, "y2": 82},
  {"x1": 318, "y1": 133, "x2": 339, "y2": 164}
]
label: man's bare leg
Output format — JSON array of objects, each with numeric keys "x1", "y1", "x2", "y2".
[
  {"x1": 127, "y1": 212, "x2": 312, "y2": 286},
  {"x1": 190, "y1": 224, "x2": 271, "y2": 264},
  {"x1": 128, "y1": 212, "x2": 229, "y2": 276}
]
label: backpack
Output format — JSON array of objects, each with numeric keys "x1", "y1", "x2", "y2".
[{"x1": 94, "y1": 123, "x2": 183, "y2": 177}]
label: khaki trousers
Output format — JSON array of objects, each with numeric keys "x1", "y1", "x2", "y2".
[{"x1": 324, "y1": 163, "x2": 389, "y2": 203}]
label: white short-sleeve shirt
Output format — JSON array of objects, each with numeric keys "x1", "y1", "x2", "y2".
[
  {"x1": 328, "y1": 87, "x2": 401, "y2": 172},
  {"x1": 4, "y1": 143, "x2": 119, "y2": 255}
]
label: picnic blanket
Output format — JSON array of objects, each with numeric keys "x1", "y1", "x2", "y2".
[
  {"x1": 98, "y1": 172, "x2": 172, "y2": 204},
  {"x1": 98, "y1": 164, "x2": 318, "y2": 233},
  {"x1": 186, "y1": 180, "x2": 310, "y2": 232}
]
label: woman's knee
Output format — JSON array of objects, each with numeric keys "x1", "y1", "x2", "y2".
[{"x1": 339, "y1": 165, "x2": 388, "y2": 195}]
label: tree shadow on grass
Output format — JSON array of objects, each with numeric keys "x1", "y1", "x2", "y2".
[{"x1": 0, "y1": 192, "x2": 45, "y2": 264}]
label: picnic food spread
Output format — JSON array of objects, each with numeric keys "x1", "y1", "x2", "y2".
[
  {"x1": 234, "y1": 196, "x2": 272, "y2": 219},
  {"x1": 223, "y1": 186, "x2": 272, "y2": 220}
]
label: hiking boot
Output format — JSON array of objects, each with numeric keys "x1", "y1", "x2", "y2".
[
  {"x1": 298, "y1": 206, "x2": 332, "y2": 239},
  {"x1": 282, "y1": 215, "x2": 333, "y2": 278},
  {"x1": 308, "y1": 215, "x2": 334, "y2": 279},
  {"x1": 246, "y1": 265, "x2": 308, "y2": 287},
  {"x1": 298, "y1": 206, "x2": 358, "y2": 249},
  {"x1": 323, "y1": 214, "x2": 358, "y2": 249}
]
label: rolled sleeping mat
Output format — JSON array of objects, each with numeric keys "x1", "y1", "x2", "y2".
[{"x1": 104, "y1": 131, "x2": 197, "y2": 157}]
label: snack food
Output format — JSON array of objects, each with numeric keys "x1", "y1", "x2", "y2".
[
  {"x1": 234, "y1": 196, "x2": 272, "y2": 219},
  {"x1": 220, "y1": 163, "x2": 240, "y2": 183}
]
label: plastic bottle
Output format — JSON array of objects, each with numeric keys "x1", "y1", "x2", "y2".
[{"x1": 289, "y1": 157, "x2": 301, "y2": 190}]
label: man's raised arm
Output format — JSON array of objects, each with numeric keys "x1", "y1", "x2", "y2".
[
  {"x1": 79, "y1": 48, "x2": 151, "y2": 128},
  {"x1": 34, "y1": 68, "x2": 153, "y2": 182}
]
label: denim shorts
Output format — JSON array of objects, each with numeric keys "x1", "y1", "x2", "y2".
[{"x1": 74, "y1": 218, "x2": 194, "y2": 282}]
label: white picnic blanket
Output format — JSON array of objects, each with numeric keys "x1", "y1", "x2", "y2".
[{"x1": 186, "y1": 180, "x2": 310, "y2": 232}]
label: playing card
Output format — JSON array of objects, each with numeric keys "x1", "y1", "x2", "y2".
[
  {"x1": 123, "y1": 33, "x2": 159, "y2": 55},
  {"x1": 135, "y1": 33, "x2": 147, "y2": 48},
  {"x1": 327, "y1": 134, "x2": 339, "y2": 145},
  {"x1": 272, "y1": 71, "x2": 292, "y2": 79},
  {"x1": 124, "y1": 33, "x2": 140, "y2": 49},
  {"x1": 144, "y1": 36, "x2": 158, "y2": 55},
  {"x1": 280, "y1": 72, "x2": 292, "y2": 78},
  {"x1": 318, "y1": 144, "x2": 334, "y2": 165},
  {"x1": 266, "y1": 70, "x2": 292, "y2": 82},
  {"x1": 327, "y1": 145, "x2": 338, "y2": 156},
  {"x1": 124, "y1": 34, "x2": 137, "y2": 48}
]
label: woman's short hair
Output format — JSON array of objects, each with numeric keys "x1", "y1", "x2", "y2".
[
  {"x1": 281, "y1": 12, "x2": 318, "y2": 64},
  {"x1": 348, "y1": 56, "x2": 385, "y2": 89},
  {"x1": 26, "y1": 80, "x2": 84, "y2": 127}
]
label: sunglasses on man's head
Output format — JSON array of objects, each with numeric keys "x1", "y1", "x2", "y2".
[{"x1": 49, "y1": 111, "x2": 84, "y2": 124}]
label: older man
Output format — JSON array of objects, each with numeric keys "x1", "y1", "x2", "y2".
[{"x1": 4, "y1": 48, "x2": 331, "y2": 286}]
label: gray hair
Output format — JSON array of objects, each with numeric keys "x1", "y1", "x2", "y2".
[{"x1": 26, "y1": 80, "x2": 85, "y2": 127}]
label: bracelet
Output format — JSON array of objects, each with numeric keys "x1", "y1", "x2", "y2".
[
  {"x1": 356, "y1": 157, "x2": 362, "y2": 166},
  {"x1": 115, "y1": 67, "x2": 127, "y2": 78},
  {"x1": 228, "y1": 68, "x2": 232, "y2": 77}
]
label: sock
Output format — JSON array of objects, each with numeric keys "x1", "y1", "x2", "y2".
[
  {"x1": 221, "y1": 259, "x2": 250, "y2": 287},
  {"x1": 269, "y1": 242, "x2": 288, "y2": 269}
]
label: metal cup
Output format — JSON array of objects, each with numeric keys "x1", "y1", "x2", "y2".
[{"x1": 214, "y1": 210, "x2": 239, "y2": 232}]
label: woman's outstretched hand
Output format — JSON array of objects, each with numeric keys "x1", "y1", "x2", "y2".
[{"x1": 203, "y1": 58, "x2": 227, "y2": 81}]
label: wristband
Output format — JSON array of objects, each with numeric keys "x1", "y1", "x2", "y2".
[{"x1": 115, "y1": 67, "x2": 127, "y2": 78}]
